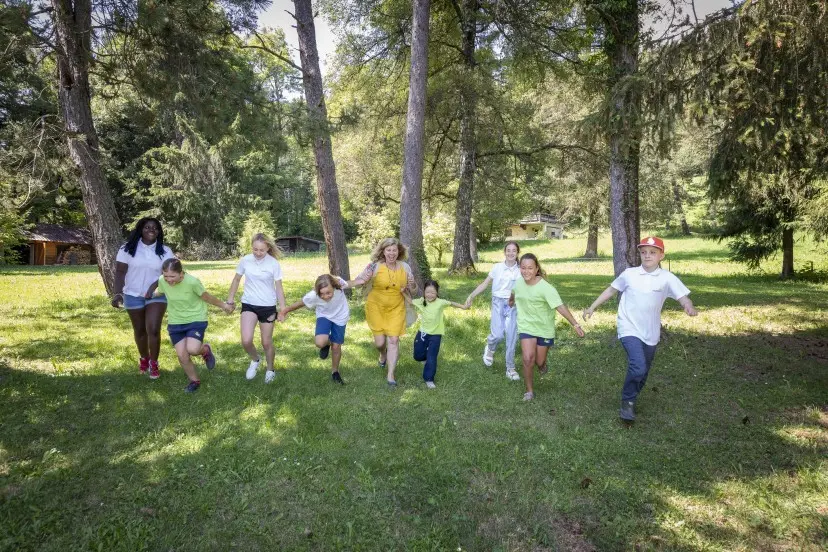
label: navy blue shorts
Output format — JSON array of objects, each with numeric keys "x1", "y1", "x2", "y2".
[
  {"x1": 124, "y1": 293, "x2": 166, "y2": 310},
  {"x1": 315, "y1": 317, "x2": 346, "y2": 344},
  {"x1": 168, "y1": 321, "x2": 208, "y2": 346},
  {"x1": 519, "y1": 333, "x2": 554, "y2": 347}
]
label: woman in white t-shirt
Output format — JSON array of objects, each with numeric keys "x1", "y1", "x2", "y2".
[
  {"x1": 111, "y1": 217, "x2": 175, "y2": 380},
  {"x1": 226, "y1": 233, "x2": 286, "y2": 384},
  {"x1": 280, "y1": 274, "x2": 350, "y2": 384},
  {"x1": 465, "y1": 241, "x2": 522, "y2": 380}
]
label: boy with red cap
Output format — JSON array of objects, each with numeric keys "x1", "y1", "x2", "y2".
[{"x1": 583, "y1": 237, "x2": 697, "y2": 422}]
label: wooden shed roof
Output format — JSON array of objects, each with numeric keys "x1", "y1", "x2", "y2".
[{"x1": 22, "y1": 223, "x2": 92, "y2": 245}]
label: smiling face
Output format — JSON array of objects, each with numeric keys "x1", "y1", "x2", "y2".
[
  {"x1": 520, "y1": 257, "x2": 540, "y2": 282},
  {"x1": 162, "y1": 268, "x2": 184, "y2": 286},
  {"x1": 318, "y1": 285, "x2": 334, "y2": 302},
  {"x1": 638, "y1": 245, "x2": 665, "y2": 271},
  {"x1": 141, "y1": 220, "x2": 159, "y2": 245},
  {"x1": 383, "y1": 244, "x2": 399, "y2": 264},
  {"x1": 251, "y1": 240, "x2": 269, "y2": 260},
  {"x1": 504, "y1": 243, "x2": 518, "y2": 264},
  {"x1": 424, "y1": 284, "x2": 438, "y2": 302}
]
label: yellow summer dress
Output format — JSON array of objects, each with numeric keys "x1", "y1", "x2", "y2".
[{"x1": 365, "y1": 263, "x2": 408, "y2": 336}]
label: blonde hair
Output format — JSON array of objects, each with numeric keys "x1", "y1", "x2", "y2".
[
  {"x1": 314, "y1": 274, "x2": 342, "y2": 295},
  {"x1": 252, "y1": 233, "x2": 282, "y2": 259},
  {"x1": 370, "y1": 237, "x2": 408, "y2": 263}
]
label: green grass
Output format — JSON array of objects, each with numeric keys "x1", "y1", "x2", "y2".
[{"x1": 1, "y1": 235, "x2": 827, "y2": 551}]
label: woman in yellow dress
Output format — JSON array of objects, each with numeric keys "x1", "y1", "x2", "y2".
[{"x1": 347, "y1": 237, "x2": 417, "y2": 386}]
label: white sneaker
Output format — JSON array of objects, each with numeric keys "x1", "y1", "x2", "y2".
[
  {"x1": 482, "y1": 345, "x2": 494, "y2": 366},
  {"x1": 506, "y1": 370, "x2": 520, "y2": 381},
  {"x1": 264, "y1": 370, "x2": 276, "y2": 384},
  {"x1": 246, "y1": 359, "x2": 260, "y2": 380},
  {"x1": 425, "y1": 381, "x2": 436, "y2": 389}
]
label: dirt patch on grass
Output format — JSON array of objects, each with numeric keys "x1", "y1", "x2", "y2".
[
  {"x1": 476, "y1": 513, "x2": 596, "y2": 551},
  {"x1": 748, "y1": 335, "x2": 828, "y2": 365}
]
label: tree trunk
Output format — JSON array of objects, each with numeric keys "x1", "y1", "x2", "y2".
[
  {"x1": 604, "y1": 1, "x2": 641, "y2": 277},
  {"x1": 672, "y1": 179, "x2": 690, "y2": 235},
  {"x1": 584, "y1": 205, "x2": 599, "y2": 258},
  {"x1": 469, "y1": 224, "x2": 478, "y2": 262},
  {"x1": 51, "y1": 0, "x2": 122, "y2": 295},
  {"x1": 780, "y1": 225, "x2": 794, "y2": 279},
  {"x1": 450, "y1": 0, "x2": 478, "y2": 274},
  {"x1": 400, "y1": 0, "x2": 431, "y2": 291},
  {"x1": 294, "y1": 0, "x2": 350, "y2": 280}
]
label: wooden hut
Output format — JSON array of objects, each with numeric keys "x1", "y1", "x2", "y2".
[
  {"x1": 275, "y1": 235, "x2": 324, "y2": 253},
  {"x1": 22, "y1": 224, "x2": 96, "y2": 265}
]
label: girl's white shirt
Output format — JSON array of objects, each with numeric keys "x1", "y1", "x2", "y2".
[
  {"x1": 302, "y1": 288, "x2": 350, "y2": 326},
  {"x1": 488, "y1": 261, "x2": 520, "y2": 299},
  {"x1": 116, "y1": 241, "x2": 175, "y2": 296},
  {"x1": 236, "y1": 254, "x2": 282, "y2": 307}
]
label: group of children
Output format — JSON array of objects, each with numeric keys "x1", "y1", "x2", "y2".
[{"x1": 138, "y1": 233, "x2": 696, "y2": 421}]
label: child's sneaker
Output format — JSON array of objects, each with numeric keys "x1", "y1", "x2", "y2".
[
  {"x1": 184, "y1": 380, "x2": 201, "y2": 393},
  {"x1": 331, "y1": 371, "x2": 344, "y2": 385},
  {"x1": 506, "y1": 369, "x2": 520, "y2": 381},
  {"x1": 319, "y1": 344, "x2": 330, "y2": 360},
  {"x1": 523, "y1": 391, "x2": 534, "y2": 401},
  {"x1": 139, "y1": 357, "x2": 149, "y2": 375},
  {"x1": 425, "y1": 381, "x2": 436, "y2": 389},
  {"x1": 264, "y1": 370, "x2": 276, "y2": 384},
  {"x1": 246, "y1": 359, "x2": 260, "y2": 380},
  {"x1": 482, "y1": 345, "x2": 494, "y2": 366},
  {"x1": 201, "y1": 343, "x2": 216, "y2": 370},
  {"x1": 619, "y1": 400, "x2": 635, "y2": 421},
  {"x1": 149, "y1": 360, "x2": 160, "y2": 380}
]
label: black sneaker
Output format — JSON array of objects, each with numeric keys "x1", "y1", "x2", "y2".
[
  {"x1": 185, "y1": 380, "x2": 201, "y2": 393},
  {"x1": 619, "y1": 400, "x2": 635, "y2": 421},
  {"x1": 319, "y1": 344, "x2": 330, "y2": 360},
  {"x1": 331, "y1": 371, "x2": 344, "y2": 385}
]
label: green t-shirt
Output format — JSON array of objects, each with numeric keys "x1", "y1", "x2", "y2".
[
  {"x1": 513, "y1": 278, "x2": 563, "y2": 339},
  {"x1": 157, "y1": 273, "x2": 207, "y2": 325},
  {"x1": 413, "y1": 298, "x2": 451, "y2": 335}
]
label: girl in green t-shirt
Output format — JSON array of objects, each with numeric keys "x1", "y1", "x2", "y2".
[
  {"x1": 510, "y1": 253, "x2": 585, "y2": 401},
  {"x1": 405, "y1": 280, "x2": 468, "y2": 389},
  {"x1": 146, "y1": 259, "x2": 234, "y2": 393}
]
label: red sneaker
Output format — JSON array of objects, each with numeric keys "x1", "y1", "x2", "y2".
[
  {"x1": 201, "y1": 343, "x2": 216, "y2": 370},
  {"x1": 149, "y1": 360, "x2": 160, "y2": 380},
  {"x1": 139, "y1": 357, "x2": 149, "y2": 375}
]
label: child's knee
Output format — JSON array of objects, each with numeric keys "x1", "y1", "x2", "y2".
[
  {"x1": 315, "y1": 335, "x2": 330, "y2": 348},
  {"x1": 331, "y1": 342, "x2": 342, "y2": 351}
]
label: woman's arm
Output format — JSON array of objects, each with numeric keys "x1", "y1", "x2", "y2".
[
  {"x1": 201, "y1": 291, "x2": 234, "y2": 314},
  {"x1": 556, "y1": 305, "x2": 585, "y2": 337},
  {"x1": 346, "y1": 263, "x2": 375, "y2": 288},
  {"x1": 465, "y1": 276, "x2": 493, "y2": 307},
  {"x1": 111, "y1": 262, "x2": 128, "y2": 307},
  {"x1": 226, "y1": 273, "x2": 243, "y2": 304},
  {"x1": 583, "y1": 286, "x2": 618, "y2": 319}
]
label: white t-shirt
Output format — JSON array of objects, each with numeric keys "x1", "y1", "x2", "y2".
[
  {"x1": 302, "y1": 288, "x2": 350, "y2": 326},
  {"x1": 116, "y1": 241, "x2": 175, "y2": 297},
  {"x1": 611, "y1": 266, "x2": 691, "y2": 346},
  {"x1": 488, "y1": 262, "x2": 520, "y2": 299},
  {"x1": 236, "y1": 254, "x2": 282, "y2": 307}
]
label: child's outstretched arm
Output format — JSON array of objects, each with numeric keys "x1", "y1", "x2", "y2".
[
  {"x1": 677, "y1": 295, "x2": 697, "y2": 316},
  {"x1": 465, "y1": 276, "x2": 493, "y2": 308},
  {"x1": 201, "y1": 291, "x2": 234, "y2": 314},
  {"x1": 556, "y1": 305, "x2": 585, "y2": 337},
  {"x1": 583, "y1": 286, "x2": 618, "y2": 320},
  {"x1": 226, "y1": 273, "x2": 242, "y2": 306},
  {"x1": 449, "y1": 300, "x2": 470, "y2": 310},
  {"x1": 279, "y1": 300, "x2": 306, "y2": 320},
  {"x1": 144, "y1": 281, "x2": 160, "y2": 299}
]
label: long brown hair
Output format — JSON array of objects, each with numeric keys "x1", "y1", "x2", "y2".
[
  {"x1": 252, "y1": 233, "x2": 282, "y2": 259},
  {"x1": 370, "y1": 237, "x2": 408, "y2": 263},
  {"x1": 519, "y1": 253, "x2": 545, "y2": 278},
  {"x1": 314, "y1": 274, "x2": 342, "y2": 295}
]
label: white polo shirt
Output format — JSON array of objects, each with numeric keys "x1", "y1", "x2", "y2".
[
  {"x1": 116, "y1": 241, "x2": 175, "y2": 297},
  {"x1": 488, "y1": 262, "x2": 520, "y2": 299},
  {"x1": 236, "y1": 254, "x2": 282, "y2": 307},
  {"x1": 302, "y1": 288, "x2": 350, "y2": 326},
  {"x1": 612, "y1": 266, "x2": 691, "y2": 346}
]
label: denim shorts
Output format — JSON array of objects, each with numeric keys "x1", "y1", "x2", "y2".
[
  {"x1": 519, "y1": 333, "x2": 554, "y2": 347},
  {"x1": 168, "y1": 321, "x2": 208, "y2": 346},
  {"x1": 124, "y1": 293, "x2": 167, "y2": 310},
  {"x1": 315, "y1": 317, "x2": 346, "y2": 344}
]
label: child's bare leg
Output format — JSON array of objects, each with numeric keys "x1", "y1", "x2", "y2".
[
  {"x1": 331, "y1": 343, "x2": 342, "y2": 372},
  {"x1": 315, "y1": 334, "x2": 331, "y2": 349},
  {"x1": 521, "y1": 338, "x2": 536, "y2": 394},
  {"x1": 175, "y1": 339, "x2": 200, "y2": 382},
  {"x1": 536, "y1": 345, "x2": 550, "y2": 369},
  {"x1": 240, "y1": 312, "x2": 260, "y2": 361},
  {"x1": 260, "y1": 321, "x2": 276, "y2": 371}
]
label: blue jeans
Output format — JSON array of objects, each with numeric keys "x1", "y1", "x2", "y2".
[
  {"x1": 487, "y1": 297, "x2": 518, "y2": 371},
  {"x1": 620, "y1": 336, "x2": 658, "y2": 402},
  {"x1": 414, "y1": 331, "x2": 442, "y2": 383}
]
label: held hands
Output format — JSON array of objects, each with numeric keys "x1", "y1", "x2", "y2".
[
  {"x1": 464, "y1": 297, "x2": 473, "y2": 309},
  {"x1": 278, "y1": 309, "x2": 287, "y2": 322},
  {"x1": 111, "y1": 294, "x2": 123, "y2": 308},
  {"x1": 221, "y1": 302, "x2": 234, "y2": 315}
]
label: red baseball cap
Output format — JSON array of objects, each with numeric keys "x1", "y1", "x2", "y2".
[{"x1": 638, "y1": 236, "x2": 665, "y2": 252}]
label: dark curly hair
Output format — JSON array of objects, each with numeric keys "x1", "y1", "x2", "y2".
[{"x1": 122, "y1": 217, "x2": 166, "y2": 258}]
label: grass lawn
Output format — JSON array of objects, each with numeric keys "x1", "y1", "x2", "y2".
[{"x1": 1, "y1": 235, "x2": 826, "y2": 551}]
